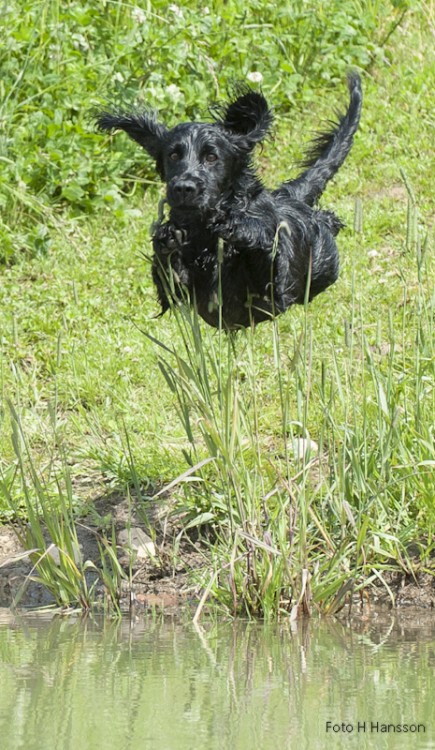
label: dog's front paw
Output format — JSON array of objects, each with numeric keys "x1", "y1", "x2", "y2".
[{"x1": 153, "y1": 223, "x2": 187, "y2": 255}]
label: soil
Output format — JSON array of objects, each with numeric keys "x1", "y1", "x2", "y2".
[
  {"x1": 0, "y1": 491, "x2": 206, "y2": 615},
  {"x1": 1, "y1": 493, "x2": 434, "y2": 616}
]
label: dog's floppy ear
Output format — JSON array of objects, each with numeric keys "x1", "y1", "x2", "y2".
[
  {"x1": 95, "y1": 109, "x2": 168, "y2": 176},
  {"x1": 216, "y1": 87, "x2": 273, "y2": 148}
]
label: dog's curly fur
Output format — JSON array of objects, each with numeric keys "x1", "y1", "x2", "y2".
[{"x1": 96, "y1": 74, "x2": 362, "y2": 329}]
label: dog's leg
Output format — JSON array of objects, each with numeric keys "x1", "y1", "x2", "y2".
[
  {"x1": 209, "y1": 196, "x2": 278, "y2": 249},
  {"x1": 212, "y1": 204, "x2": 341, "y2": 310},
  {"x1": 210, "y1": 210, "x2": 300, "y2": 313},
  {"x1": 152, "y1": 222, "x2": 192, "y2": 312}
]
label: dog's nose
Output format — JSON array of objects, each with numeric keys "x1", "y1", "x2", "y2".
[{"x1": 172, "y1": 179, "x2": 200, "y2": 205}]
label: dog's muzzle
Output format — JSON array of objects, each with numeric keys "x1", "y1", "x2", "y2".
[{"x1": 167, "y1": 177, "x2": 204, "y2": 208}]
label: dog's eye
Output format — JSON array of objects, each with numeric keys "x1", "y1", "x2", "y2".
[
  {"x1": 204, "y1": 153, "x2": 218, "y2": 164},
  {"x1": 169, "y1": 152, "x2": 180, "y2": 162}
]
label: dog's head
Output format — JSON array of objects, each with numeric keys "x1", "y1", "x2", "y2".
[{"x1": 95, "y1": 88, "x2": 273, "y2": 213}]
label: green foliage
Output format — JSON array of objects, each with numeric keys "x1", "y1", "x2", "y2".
[{"x1": 0, "y1": 0, "x2": 408, "y2": 261}]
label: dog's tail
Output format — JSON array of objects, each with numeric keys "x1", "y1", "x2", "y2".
[{"x1": 285, "y1": 73, "x2": 362, "y2": 206}]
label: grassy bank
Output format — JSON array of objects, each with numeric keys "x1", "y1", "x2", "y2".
[{"x1": 0, "y1": 1, "x2": 434, "y2": 615}]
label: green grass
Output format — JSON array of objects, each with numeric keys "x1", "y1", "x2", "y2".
[{"x1": 0, "y1": 0, "x2": 434, "y2": 614}]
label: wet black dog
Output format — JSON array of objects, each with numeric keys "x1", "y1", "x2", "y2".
[{"x1": 96, "y1": 74, "x2": 362, "y2": 329}]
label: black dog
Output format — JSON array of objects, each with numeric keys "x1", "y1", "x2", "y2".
[{"x1": 96, "y1": 74, "x2": 362, "y2": 329}]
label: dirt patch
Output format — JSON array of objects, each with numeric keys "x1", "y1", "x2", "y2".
[
  {"x1": 369, "y1": 569, "x2": 435, "y2": 609},
  {"x1": 365, "y1": 184, "x2": 409, "y2": 202},
  {"x1": 0, "y1": 492, "x2": 207, "y2": 614},
  {"x1": 1, "y1": 499, "x2": 434, "y2": 615}
]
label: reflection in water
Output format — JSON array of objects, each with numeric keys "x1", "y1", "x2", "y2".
[{"x1": 0, "y1": 610, "x2": 434, "y2": 750}]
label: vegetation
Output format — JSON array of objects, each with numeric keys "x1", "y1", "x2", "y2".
[
  {"x1": 0, "y1": 0, "x2": 409, "y2": 260},
  {"x1": 0, "y1": 0, "x2": 433, "y2": 616}
]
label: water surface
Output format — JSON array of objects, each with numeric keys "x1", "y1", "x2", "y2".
[{"x1": 0, "y1": 609, "x2": 434, "y2": 749}]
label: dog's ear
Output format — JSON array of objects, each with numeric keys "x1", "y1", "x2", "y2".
[
  {"x1": 95, "y1": 109, "x2": 168, "y2": 176},
  {"x1": 216, "y1": 87, "x2": 273, "y2": 148}
]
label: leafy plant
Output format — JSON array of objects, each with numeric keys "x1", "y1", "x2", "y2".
[{"x1": 0, "y1": 0, "x2": 408, "y2": 262}]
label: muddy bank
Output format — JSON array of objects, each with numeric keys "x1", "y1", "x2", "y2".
[
  {"x1": 0, "y1": 492, "x2": 205, "y2": 614},
  {"x1": 0, "y1": 498, "x2": 434, "y2": 614}
]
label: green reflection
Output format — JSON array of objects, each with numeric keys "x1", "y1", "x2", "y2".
[{"x1": 0, "y1": 612, "x2": 434, "y2": 750}]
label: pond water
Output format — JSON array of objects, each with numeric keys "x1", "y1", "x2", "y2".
[{"x1": 0, "y1": 609, "x2": 434, "y2": 750}]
